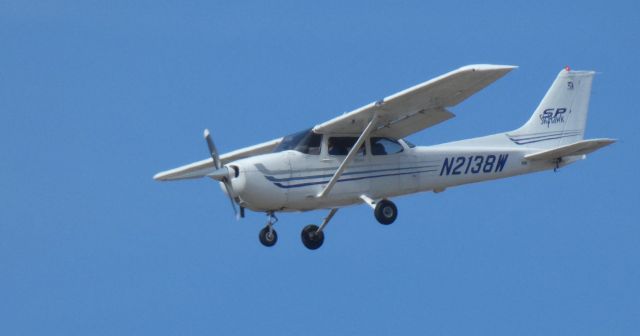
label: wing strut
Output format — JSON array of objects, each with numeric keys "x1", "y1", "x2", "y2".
[{"x1": 316, "y1": 113, "x2": 379, "y2": 198}]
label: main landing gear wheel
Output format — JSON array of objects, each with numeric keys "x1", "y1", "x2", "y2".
[
  {"x1": 259, "y1": 226, "x2": 278, "y2": 247},
  {"x1": 374, "y1": 200, "x2": 398, "y2": 225},
  {"x1": 301, "y1": 224, "x2": 324, "y2": 250}
]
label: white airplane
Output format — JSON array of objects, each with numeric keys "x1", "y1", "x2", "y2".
[{"x1": 155, "y1": 64, "x2": 614, "y2": 250}]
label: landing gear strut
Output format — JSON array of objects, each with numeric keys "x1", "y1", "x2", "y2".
[
  {"x1": 301, "y1": 208, "x2": 338, "y2": 250},
  {"x1": 259, "y1": 212, "x2": 278, "y2": 247},
  {"x1": 553, "y1": 157, "x2": 562, "y2": 172},
  {"x1": 360, "y1": 195, "x2": 398, "y2": 225}
]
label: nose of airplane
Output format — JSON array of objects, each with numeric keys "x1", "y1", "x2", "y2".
[
  {"x1": 217, "y1": 155, "x2": 289, "y2": 212},
  {"x1": 219, "y1": 164, "x2": 245, "y2": 197},
  {"x1": 207, "y1": 166, "x2": 234, "y2": 181}
]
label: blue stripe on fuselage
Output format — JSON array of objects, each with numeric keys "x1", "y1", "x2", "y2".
[
  {"x1": 265, "y1": 164, "x2": 439, "y2": 183},
  {"x1": 269, "y1": 168, "x2": 437, "y2": 189}
]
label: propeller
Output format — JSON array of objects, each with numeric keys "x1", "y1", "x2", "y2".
[{"x1": 204, "y1": 129, "x2": 239, "y2": 218}]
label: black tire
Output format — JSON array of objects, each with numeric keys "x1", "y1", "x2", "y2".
[
  {"x1": 374, "y1": 200, "x2": 398, "y2": 225},
  {"x1": 301, "y1": 224, "x2": 324, "y2": 250},
  {"x1": 259, "y1": 226, "x2": 278, "y2": 247}
]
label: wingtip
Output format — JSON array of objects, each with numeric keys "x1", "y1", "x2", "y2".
[
  {"x1": 203, "y1": 129, "x2": 210, "y2": 138},
  {"x1": 459, "y1": 64, "x2": 519, "y2": 72},
  {"x1": 153, "y1": 172, "x2": 168, "y2": 181}
]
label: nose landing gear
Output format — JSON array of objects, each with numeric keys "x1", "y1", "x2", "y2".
[{"x1": 258, "y1": 212, "x2": 278, "y2": 247}]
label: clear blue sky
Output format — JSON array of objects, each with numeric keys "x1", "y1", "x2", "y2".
[{"x1": 1, "y1": 1, "x2": 638, "y2": 335}]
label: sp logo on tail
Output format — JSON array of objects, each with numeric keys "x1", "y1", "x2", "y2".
[{"x1": 540, "y1": 108, "x2": 567, "y2": 127}]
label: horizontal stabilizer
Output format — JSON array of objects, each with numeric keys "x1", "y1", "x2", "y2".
[{"x1": 524, "y1": 138, "x2": 615, "y2": 161}]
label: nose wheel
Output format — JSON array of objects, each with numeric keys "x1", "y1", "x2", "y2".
[
  {"x1": 259, "y1": 226, "x2": 277, "y2": 247},
  {"x1": 258, "y1": 212, "x2": 278, "y2": 247}
]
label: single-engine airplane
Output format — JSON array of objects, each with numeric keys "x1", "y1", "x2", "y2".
[{"x1": 154, "y1": 64, "x2": 614, "y2": 250}]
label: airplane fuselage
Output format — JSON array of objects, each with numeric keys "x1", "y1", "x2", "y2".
[
  {"x1": 227, "y1": 139, "x2": 564, "y2": 212},
  {"x1": 155, "y1": 65, "x2": 613, "y2": 249}
]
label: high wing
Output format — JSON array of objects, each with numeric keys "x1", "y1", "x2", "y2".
[
  {"x1": 154, "y1": 137, "x2": 281, "y2": 181},
  {"x1": 313, "y1": 64, "x2": 517, "y2": 138},
  {"x1": 155, "y1": 64, "x2": 515, "y2": 182}
]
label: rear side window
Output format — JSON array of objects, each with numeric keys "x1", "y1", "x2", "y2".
[
  {"x1": 401, "y1": 139, "x2": 416, "y2": 148},
  {"x1": 371, "y1": 137, "x2": 403, "y2": 155}
]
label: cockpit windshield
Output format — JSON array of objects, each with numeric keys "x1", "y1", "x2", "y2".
[{"x1": 273, "y1": 128, "x2": 322, "y2": 155}]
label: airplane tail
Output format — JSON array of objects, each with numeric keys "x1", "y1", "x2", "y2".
[{"x1": 507, "y1": 68, "x2": 595, "y2": 148}]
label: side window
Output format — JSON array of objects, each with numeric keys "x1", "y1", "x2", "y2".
[
  {"x1": 371, "y1": 137, "x2": 403, "y2": 155},
  {"x1": 328, "y1": 137, "x2": 365, "y2": 156}
]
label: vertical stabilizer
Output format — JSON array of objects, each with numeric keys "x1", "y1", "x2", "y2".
[{"x1": 508, "y1": 68, "x2": 595, "y2": 148}]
